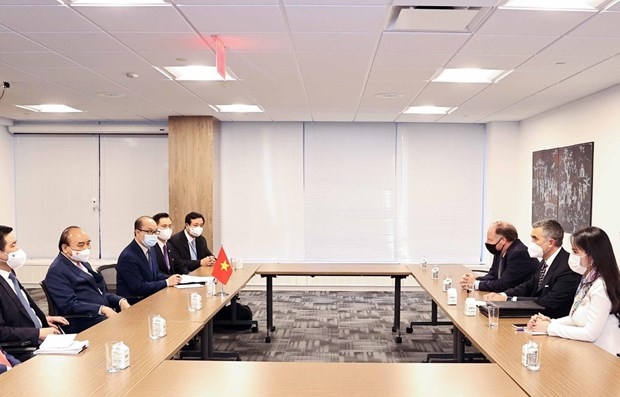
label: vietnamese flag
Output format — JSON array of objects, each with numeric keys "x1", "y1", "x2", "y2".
[{"x1": 212, "y1": 246, "x2": 233, "y2": 284}]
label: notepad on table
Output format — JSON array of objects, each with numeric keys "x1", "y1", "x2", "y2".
[{"x1": 34, "y1": 333, "x2": 89, "y2": 355}]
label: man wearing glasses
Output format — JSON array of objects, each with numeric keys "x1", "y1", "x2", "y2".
[{"x1": 116, "y1": 216, "x2": 181, "y2": 304}]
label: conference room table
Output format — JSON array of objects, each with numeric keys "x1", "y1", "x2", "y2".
[
  {"x1": 408, "y1": 264, "x2": 620, "y2": 397},
  {"x1": 255, "y1": 263, "x2": 411, "y2": 343},
  {"x1": 0, "y1": 265, "x2": 258, "y2": 396},
  {"x1": 122, "y1": 360, "x2": 528, "y2": 397}
]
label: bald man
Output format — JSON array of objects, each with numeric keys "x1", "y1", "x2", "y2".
[
  {"x1": 116, "y1": 216, "x2": 181, "y2": 304},
  {"x1": 44, "y1": 226, "x2": 130, "y2": 333}
]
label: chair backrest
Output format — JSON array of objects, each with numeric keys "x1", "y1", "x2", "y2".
[
  {"x1": 97, "y1": 264, "x2": 117, "y2": 294},
  {"x1": 39, "y1": 280, "x2": 58, "y2": 316}
]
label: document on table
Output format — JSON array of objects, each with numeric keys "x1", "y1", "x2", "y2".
[
  {"x1": 179, "y1": 275, "x2": 215, "y2": 284},
  {"x1": 174, "y1": 283, "x2": 203, "y2": 289},
  {"x1": 524, "y1": 329, "x2": 547, "y2": 336},
  {"x1": 34, "y1": 334, "x2": 89, "y2": 355}
]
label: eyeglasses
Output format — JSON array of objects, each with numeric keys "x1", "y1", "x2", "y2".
[{"x1": 138, "y1": 229, "x2": 160, "y2": 235}]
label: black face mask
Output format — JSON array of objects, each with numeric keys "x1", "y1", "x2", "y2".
[{"x1": 485, "y1": 239, "x2": 503, "y2": 255}]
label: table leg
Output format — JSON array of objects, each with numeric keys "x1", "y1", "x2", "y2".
[
  {"x1": 393, "y1": 276, "x2": 403, "y2": 343},
  {"x1": 264, "y1": 275, "x2": 274, "y2": 343},
  {"x1": 200, "y1": 320, "x2": 212, "y2": 360}
]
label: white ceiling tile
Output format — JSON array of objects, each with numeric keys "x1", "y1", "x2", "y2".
[
  {"x1": 285, "y1": 5, "x2": 389, "y2": 32},
  {"x1": 413, "y1": 82, "x2": 487, "y2": 107},
  {"x1": 285, "y1": 0, "x2": 389, "y2": 4},
  {"x1": 297, "y1": 53, "x2": 371, "y2": 81},
  {"x1": 220, "y1": 33, "x2": 293, "y2": 52},
  {"x1": 292, "y1": 32, "x2": 379, "y2": 53},
  {"x1": 378, "y1": 32, "x2": 469, "y2": 53},
  {"x1": 538, "y1": 36, "x2": 620, "y2": 57},
  {"x1": 112, "y1": 32, "x2": 211, "y2": 53},
  {"x1": 0, "y1": 52, "x2": 79, "y2": 68},
  {"x1": 446, "y1": 54, "x2": 527, "y2": 70},
  {"x1": 569, "y1": 11, "x2": 620, "y2": 37},
  {"x1": 518, "y1": 54, "x2": 606, "y2": 72},
  {"x1": 75, "y1": 6, "x2": 193, "y2": 32},
  {"x1": 367, "y1": 68, "x2": 434, "y2": 83},
  {"x1": 0, "y1": 33, "x2": 48, "y2": 52},
  {"x1": 477, "y1": 9, "x2": 593, "y2": 36},
  {"x1": 63, "y1": 51, "x2": 152, "y2": 69},
  {"x1": 23, "y1": 32, "x2": 129, "y2": 52},
  {"x1": 460, "y1": 34, "x2": 557, "y2": 56},
  {"x1": 179, "y1": 5, "x2": 286, "y2": 33},
  {"x1": 372, "y1": 52, "x2": 452, "y2": 69},
  {"x1": 0, "y1": 5, "x2": 98, "y2": 32}
]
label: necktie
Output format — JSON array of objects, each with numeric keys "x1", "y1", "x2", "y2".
[
  {"x1": 147, "y1": 248, "x2": 158, "y2": 278},
  {"x1": 0, "y1": 349, "x2": 12, "y2": 369},
  {"x1": 162, "y1": 243, "x2": 170, "y2": 272},
  {"x1": 537, "y1": 259, "x2": 548, "y2": 289},
  {"x1": 190, "y1": 239, "x2": 197, "y2": 261},
  {"x1": 8, "y1": 273, "x2": 41, "y2": 328}
]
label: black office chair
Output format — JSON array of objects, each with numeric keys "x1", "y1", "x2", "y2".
[
  {"x1": 96, "y1": 264, "x2": 117, "y2": 294},
  {"x1": 0, "y1": 340, "x2": 36, "y2": 362}
]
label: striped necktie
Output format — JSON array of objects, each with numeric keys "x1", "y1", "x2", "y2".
[
  {"x1": 537, "y1": 259, "x2": 548, "y2": 289},
  {"x1": 9, "y1": 273, "x2": 42, "y2": 328}
]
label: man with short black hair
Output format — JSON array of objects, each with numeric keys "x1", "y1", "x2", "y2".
[
  {"x1": 460, "y1": 221, "x2": 538, "y2": 292},
  {"x1": 484, "y1": 219, "x2": 582, "y2": 318},
  {"x1": 0, "y1": 225, "x2": 68, "y2": 361},
  {"x1": 168, "y1": 212, "x2": 216, "y2": 274},
  {"x1": 153, "y1": 212, "x2": 174, "y2": 275}
]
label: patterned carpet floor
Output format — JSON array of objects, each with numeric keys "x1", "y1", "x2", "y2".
[{"x1": 28, "y1": 288, "x2": 467, "y2": 363}]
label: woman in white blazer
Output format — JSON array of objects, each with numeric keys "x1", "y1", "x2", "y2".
[{"x1": 527, "y1": 226, "x2": 620, "y2": 356}]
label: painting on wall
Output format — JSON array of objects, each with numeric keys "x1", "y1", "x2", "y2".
[{"x1": 532, "y1": 142, "x2": 593, "y2": 234}]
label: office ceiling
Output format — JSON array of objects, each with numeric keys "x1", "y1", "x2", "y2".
[{"x1": 2, "y1": 0, "x2": 620, "y2": 124}]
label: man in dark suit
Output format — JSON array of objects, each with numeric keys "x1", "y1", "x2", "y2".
[
  {"x1": 484, "y1": 219, "x2": 582, "y2": 318},
  {"x1": 459, "y1": 221, "x2": 539, "y2": 292},
  {"x1": 116, "y1": 216, "x2": 181, "y2": 304},
  {"x1": 44, "y1": 226, "x2": 130, "y2": 334},
  {"x1": 153, "y1": 212, "x2": 174, "y2": 275},
  {"x1": 0, "y1": 225, "x2": 68, "y2": 361},
  {"x1": 168, "y1": 211, "x2": 216, "y2": 274}
]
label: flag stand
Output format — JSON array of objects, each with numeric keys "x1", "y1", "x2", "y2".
[{"x1": 217, "y1": 281, "x2": 229, "y2": 297}]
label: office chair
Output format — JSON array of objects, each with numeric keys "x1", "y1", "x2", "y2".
[
  {"x1": 0, "y1": 340, "x2": 36, "y2": 361},
  {"x1": 96, "y1": 264, "x2": 117, "y2": 294}
]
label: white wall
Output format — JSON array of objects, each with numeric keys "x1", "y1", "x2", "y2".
[
  {"x1": 485, "y1": 85, "x2": 620, "y2": 254},
  {"x1": 0, "y1": 125, "x2": 15, "y2": 226}
]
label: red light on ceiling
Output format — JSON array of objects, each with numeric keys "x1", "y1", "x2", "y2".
[{"x1": 213, "y1": 35, "x2": 226, "y2": 79}]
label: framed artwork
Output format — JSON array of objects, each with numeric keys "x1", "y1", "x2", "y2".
[{"x1": 532, "y1": 142, "x2": 593, "y2": 233}]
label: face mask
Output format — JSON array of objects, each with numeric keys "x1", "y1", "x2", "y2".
[
  {"x1": 568, "y1": 253, "x2": 587, "y2": 275},
  {"x1": 70, "y1": 248, "x2": 90, "y2": 263},
  {"x1": 189, "y1": 226, "x2": 203, "y2": 237},
  {"x1": 2, "y1": 249, "x2": 27, "y2": 270},
  {"x1": 485, "y1": 239, "x2": 502, "y2": 255},
  {"x1": 143, "y1": 234, "x2": 158, "y2": 248},
  {"x1": 158, "y1": 228, "x2": 172, "y2": 241},
  {"x1": 527, "y1": 242, "x2": 544, "y2": 259}
]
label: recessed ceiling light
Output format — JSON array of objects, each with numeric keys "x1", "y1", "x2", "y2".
[
  {"x1": 15, "y1": 104, "x2": 83, "y2": 113},
  {"x1": 58, "y1": 0, "x2": 169, "y2": 6},
  {"x1": 155, "y1": 66, "x2": 235, "y2": 81},
  {"x1": 500, "y1": 0, "x2": 605, "y2": 11},
  {"x1": 432, "y1": 68, "x2": 512, "y2": 84},
  {"x1": 403, "y1": 106, "x2": 456, "y2": 115},
  {"x1": 375, "y1": 93, "x2": 404, "y2": 99},
  {"x1": 209, "y1": 104, "x2": 263, "y2": 113}
]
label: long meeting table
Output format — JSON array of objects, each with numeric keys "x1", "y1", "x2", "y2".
[
  {"x1": 256, "y1": 263, "x2": 411, "y2": 343},
  {"x1": 408, "y1": 263, "x2": 620, "y2": 397}
]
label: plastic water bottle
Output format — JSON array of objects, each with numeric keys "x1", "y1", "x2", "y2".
[
  {"x1": 442, "y1": 274, "x2": 452, "y2": 292},
  {"x1": 420, "y1": 258, "x2": 428, "y2": 270},
  {"x1": 431, "y1": 266, "x2": 440, "y2": 279},
  {"x1": 527, "y1": 341, "x2": 540, "y2": 371}
]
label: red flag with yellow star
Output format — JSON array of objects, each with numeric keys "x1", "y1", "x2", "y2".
[{"x1": 212, "y1": 246, "x2": 233, "y2": 284}]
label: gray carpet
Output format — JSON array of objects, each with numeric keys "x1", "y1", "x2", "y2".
[{"x1": 28, "y1": 288, "x2": 462, "y2": 363}]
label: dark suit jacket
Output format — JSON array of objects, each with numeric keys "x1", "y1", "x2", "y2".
[
  {"x1": 44, "y1": 253, "x2": 124, "y2": 334},
  {"x1": 168, "y1": 231, "x2": 213, "y2": 274},
  {"x1": 0, "y1": 347, "x2": 20, "y2": 374},
  {"x1": 154, "y1": 242, "x2": 174, "y2": 276},
  {"x1": 477, "y1": 239, "x2": 539, "y2": 292},
  {"x1": 0, "y1": 271, "x2": 48, "y2": 354},
  {"x1": 116, "y1": 240, "x2": 168, "y2": 304},
  {"x1": 504, "y1": 248, "x2": 582, "y2": 318}
]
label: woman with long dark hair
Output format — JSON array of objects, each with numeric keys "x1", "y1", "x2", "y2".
[{"x1": 528, "y1": 226, "x2": 620, "y2": 355}]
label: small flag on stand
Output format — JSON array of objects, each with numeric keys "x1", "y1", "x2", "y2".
[{"x1": 212, "y1": 246, "x2": 233, "y2": 285}]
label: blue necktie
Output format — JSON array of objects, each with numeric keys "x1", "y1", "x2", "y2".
[
  {"x1": 9, "y1": 273, "x2": 41, "y2": 328},
  {"x1": 190, "y1": 239, "x2": 197, "y2": 261},
  {"x1": 147, "y1": 248, "x2": 158, "y2": 278}
]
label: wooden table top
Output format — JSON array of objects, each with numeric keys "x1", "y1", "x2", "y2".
[
  {"x1": 408, "y1": 264, "x2": 620, "y2": 397},
  {"x1": 256, "y1": 263, "x2": 411, "y2": 276},
  {"x1": 123, "y1": 361, "x2": 527, "y2": 397}
]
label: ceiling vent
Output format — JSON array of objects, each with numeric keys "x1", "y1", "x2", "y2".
[{"x1": 386, "y1": 5, "x2": 492, "y2": 33}]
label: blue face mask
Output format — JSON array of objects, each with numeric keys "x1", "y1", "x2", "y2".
[{"x1": 143, "y1": 234, "x2": 158, "y2": 248}]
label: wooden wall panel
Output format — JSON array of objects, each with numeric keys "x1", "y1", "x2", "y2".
[{"x1": 168, "y1": 116, "x2": 220, "y2": 248}]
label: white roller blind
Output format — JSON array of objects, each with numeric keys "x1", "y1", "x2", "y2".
[
  {"x1": 219, "y1": 122, "x2": 304, "y2": 261},
  {"x1": 99, "y1": 135, "x2": 168, "y2": 259},
  {"x1": 304, "y1": 123, "x2": 397, "y2": 261},
  {"x1": 14, "y1": 135, "x2": 100, "y2": 258},
  {"x1": 396, "y1": 124, "x2": 485, "y2": 263}
]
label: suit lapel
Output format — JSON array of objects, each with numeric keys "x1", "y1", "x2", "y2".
[
  {"x1": 0, "y1": 274, "x2": 36, "y2": 322},
  {"x1": 63, "y1": 256, "x2": 101, "y2": 292}
]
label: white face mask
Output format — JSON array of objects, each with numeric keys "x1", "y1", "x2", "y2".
[
  {"x1": 568, "y1": 253, "x2": 587, "y2": 275},
  {"x1": 158, "y1": 228, "x2": 172, "y2": 241},
  {"x1": 189, "y1": 226, "x2": 203, "y2": 237},
  {"x1": 143, "y1": 234, "x2": 158, "y2": 248},
  {"x1": 70, "y1": 248, "x2": 90, "y2": 263},
  {"x1": 527, "y1": 242, "x2": 544, "y2": 259},
  {"x1": 2, "y1": 249, "x2": 27, "y2": 270}
]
